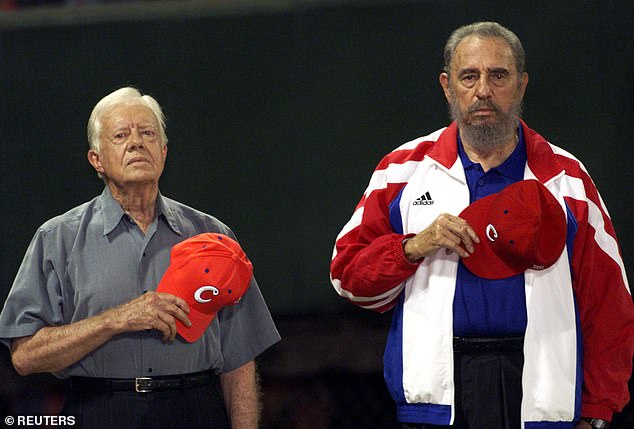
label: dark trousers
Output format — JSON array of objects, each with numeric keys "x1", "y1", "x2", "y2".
[
  {"x1": 401, "y1": 349, "x2": 524, "y2": 429},
  {"x1": 61, "y1": 379, "x2": 229, "y2": 429}
]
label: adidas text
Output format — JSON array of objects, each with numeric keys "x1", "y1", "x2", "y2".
[{"x1": 413, "y1": 192, "x2": 434, "y2": 206}]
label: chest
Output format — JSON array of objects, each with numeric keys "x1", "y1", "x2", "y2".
[
  {"x1": 398, "y1": 164, "x2": 471, "y2": 234},
  {"x1": 63, "y1": 223, "x2": 179, "y2": 318}
]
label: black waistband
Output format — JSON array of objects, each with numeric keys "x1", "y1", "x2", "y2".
[
  {"x1": 69, "y1": 370, "x2": 218, "y2": 393},
  {"x1": 453, "y1": 336, "x2": 524, "y2": 353}
]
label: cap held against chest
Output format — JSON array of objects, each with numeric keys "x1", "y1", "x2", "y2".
[
  {"x1": 156, "y1": 233, "x2": 253, "y2": 343},
  {"x1": 459, "y1": 179, "x2": 567, "y2": 280}
]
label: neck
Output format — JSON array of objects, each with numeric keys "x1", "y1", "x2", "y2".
[
  {"x1": 460, "y1": 130, "x2": 518, "y2": 172},
  {"x1": 106, "y1": 181, "x2": 159, "y2": 233}
]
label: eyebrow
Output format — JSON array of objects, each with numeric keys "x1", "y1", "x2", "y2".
[
  {"x1": 110, "y1": 123, "x2": 156, "y2": 132},
  {"x1": 458, "y1": 66, "x2": 512, "y2": 76},
  {"x1": 110, "y1": 126, "x2": 130, "y2": 134},
  {"x1": 487, "y1": 67, "x2": 511, "y2": 75}
]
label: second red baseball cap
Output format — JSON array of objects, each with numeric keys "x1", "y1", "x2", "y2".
[
  {"x1": 156, "y1": 233, "x2": 253, "y2": 343},
  {"x1": 459, "y1": 179, "x2": 567, "y2": 280}
]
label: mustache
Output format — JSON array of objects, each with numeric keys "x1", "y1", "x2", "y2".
[{"x1": 467, "y1": 100, "x2": 501, "y2": 114}]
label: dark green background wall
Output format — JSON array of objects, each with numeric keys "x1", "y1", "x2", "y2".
[{"x1": 1, "y1": 0, "x2": 632, "y2": 315}]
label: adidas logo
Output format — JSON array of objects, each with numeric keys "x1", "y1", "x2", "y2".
[{"x1": 413, "y1": 191, "x2": 434, "y2": 206}]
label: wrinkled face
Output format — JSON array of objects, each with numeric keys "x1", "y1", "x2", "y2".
[
  {"x1": 88, "y1": 103, "x2": 167, "y2": 186},
  {"x1": 440, "y1": 36, "x2": 528, "y2": 149}
]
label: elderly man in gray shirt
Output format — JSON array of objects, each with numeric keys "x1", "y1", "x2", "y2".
[{"x1": 0, "y1": 87, "x2": 280, "y2": 429}]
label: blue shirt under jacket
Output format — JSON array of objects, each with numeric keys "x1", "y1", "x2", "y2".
[{"x1": 453, "y1": 126, "x2": 528, "y2": 337}]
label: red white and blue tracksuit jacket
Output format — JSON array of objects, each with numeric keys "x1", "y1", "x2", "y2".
[{"x1": 330, "y1": 121, "x2": 634, "y2": 427}]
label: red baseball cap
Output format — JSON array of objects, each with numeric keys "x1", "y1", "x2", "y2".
[
  {"x1": 459, "y1": 180, "x2": 566, "y2": 280},
  {"x1": 156, "y1": 233, "x2": 253, "y2": 343}
]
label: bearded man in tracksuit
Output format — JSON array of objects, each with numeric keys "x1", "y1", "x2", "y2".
[{"x1": 330, "y1": 22, "x2": 634, "y2": 429}]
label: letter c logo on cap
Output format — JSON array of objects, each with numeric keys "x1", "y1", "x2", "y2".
[
  {"x1": 486, "y1": 224, "x2": 498, "y2": 242},
  {"x1": 194, "y1": 286, "x2": 219, "y2": 303}
]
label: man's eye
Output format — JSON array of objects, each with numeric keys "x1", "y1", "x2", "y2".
[
  {"x1": 110, "y1": 132, "x2": 129, "y2": 144},
  {"x1": 461, "y1": 74, "x2": 478, "y2": 84},
  {"x1": 490, "y1": 73, "x2": 510, "y2": 86},
  {"x1": 460, "y1": 74, "x2": 477, "y2": 87},
  {"x1": 142, "y1": 130, "x2": 155, "y2": 136}
]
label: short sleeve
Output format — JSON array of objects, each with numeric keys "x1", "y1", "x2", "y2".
[
  {"x1": 217, "y1": 276, "x2": 280, "y2": 372},
  {"x1": 0, "y1": 228, "x2": 65, "y2": 349}
]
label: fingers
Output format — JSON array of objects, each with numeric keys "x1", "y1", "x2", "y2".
[
  {"x1": 156, "y1": 292, "x2": 191, "y2": 316},
  {"x1": 156, "y1": 311, "x2": 179, "y2": 342},
  {"x1": 156, "y1": 292, "x2": 192, "y2": 324},
  {"x1": 151, "y1": 293, "x2": 192, "y2": 342},
  {"x1": 438, "y1": 214, "x2": 479, "y2": 256},
  {"x1": 407, "y1": 213, "x2": 479, "y2": 260},
  {"x1": 115, "y1": 292, "x2": 192, "y2": 342}
]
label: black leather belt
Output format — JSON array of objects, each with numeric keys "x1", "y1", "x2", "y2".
[
  {"x1": 453, "y1": 336, "x2": 524, "y2": 353},
  {"x1": 69, "y1": 370, "x2": 217, "y2": 393}
]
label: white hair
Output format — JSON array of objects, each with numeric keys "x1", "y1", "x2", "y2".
[{"x1": 87, "y1": 87, "x2": 168, "y2": 153}]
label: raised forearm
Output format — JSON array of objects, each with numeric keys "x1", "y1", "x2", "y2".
[
  {"x1": 11, "y1": 310, "x2": 119, "y2": 375},
  {"x1": 10, "y1": 291, "x2": 191, "y2": 375}
]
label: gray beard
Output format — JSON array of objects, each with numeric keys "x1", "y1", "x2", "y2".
[{"x1": 449, "y1": 97, "x2": 522, "y2": 152}]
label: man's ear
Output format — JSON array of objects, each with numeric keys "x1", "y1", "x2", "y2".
[
  {"x1": 439, "y1": 72, "x2": 451, "y2": 102},
  {"x1": 519, "y1": 71, "x2": 529, "y2": 99},
  {"x1": 87, "y1": 150, "x2": 104, "y2": 174}
]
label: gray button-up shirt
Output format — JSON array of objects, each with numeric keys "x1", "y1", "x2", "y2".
[{"x1": 0, "y1": 187, "x2": 280, "y2": 378}]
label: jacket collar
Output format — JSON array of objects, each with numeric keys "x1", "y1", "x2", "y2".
[{"x1": 427, "y1": 120, "x2": 566, "y2": 184}]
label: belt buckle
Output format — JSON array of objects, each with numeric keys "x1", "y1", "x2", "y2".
[{"x1": 135, "y1": 377, "x2": 153, "y2": 393}]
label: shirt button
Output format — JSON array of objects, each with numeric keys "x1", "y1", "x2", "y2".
[{"x1": 478, "y1": 179, "x2": 485, "y2": 186}]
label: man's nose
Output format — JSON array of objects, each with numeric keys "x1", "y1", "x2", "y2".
[
  {"x1": 475, "y1": 76, "x2": 493, "y2": 99},
  {"x1": 128, "y1": 129, "x2": 144, "y2": 148}
]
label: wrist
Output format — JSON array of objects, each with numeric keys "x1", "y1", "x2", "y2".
[
  {"x1": 96, "y1": 306, "x2": 125, "y2": 337},
  {"x1": 582, "y1": 418, "x2": 610, "y2": 429},
  {"x1": 402, "y1": 237, "x2": 423, "y2": 263}
]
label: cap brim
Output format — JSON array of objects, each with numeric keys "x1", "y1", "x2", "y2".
[
  {"x1": 175, "y1": 307, "x2": 217, "y2": 343},
  {"x1": 156, "y1": 270, "x2": 217, "y2": 343},
  {"x1": 459, "y1": 193, "x2": 528, "y2": 279}
]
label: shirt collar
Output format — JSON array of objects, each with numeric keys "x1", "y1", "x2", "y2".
[
  {"x1": 457, "y1": 124, "x2": 526, "y2": 180},
  {"x1": 156, "y1": 193, "x2": 183, "y2": 236},
  {"x1": 101, "y1": 186, "x2": 126, "y2": 236},
  {"x1": 100, "y1": 186, "x2": 182, "y2": 236}
]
